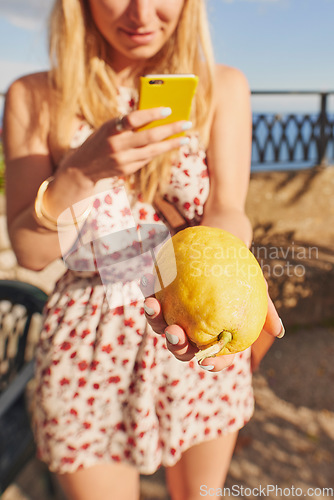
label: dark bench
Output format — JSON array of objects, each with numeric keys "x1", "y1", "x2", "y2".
[{"x1": 0, "y1": 279, "x2": 48, "y2": 494}]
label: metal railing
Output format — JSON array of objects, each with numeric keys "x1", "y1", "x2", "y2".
[
  {"x1": 251, "y1": 91, "x2": 334, "y2": 169},
  {"x1": 1, "y1": 90, "x2": 334, "y2": 169}
]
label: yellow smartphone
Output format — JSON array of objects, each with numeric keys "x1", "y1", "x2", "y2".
[{"x1": 138, "y1": 74, "x2": 199, "y2": 138}]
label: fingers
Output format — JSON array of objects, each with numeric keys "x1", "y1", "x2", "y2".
[
  {"x1": 120, "y1": 107, "x2": 173, "y2": 130},
  {"x1": 71, "y1": 108, "x2": 191, "y2": 183},
  {"x1": 119, "y1": 133, "x2": 189, "y2": 167},
  {"x1": 163, "y1": 323, "x2": 235, "y2": 371},
  {"x1": 140, "y1": 272, "x2": 257, "y2": 373},
  {"x1": 139, "y1": 274, "x2": 168, "y2": 336},
  {"x1": 163, "y1": 324, "x2": 236, "y2": 371},
  {"x1": 262, "y1": 293, "x2": 285, "y2": 338},
  {"x1": 139, "y1": 273, "x2": 155, "y2": 298},
  {"x1": 163, "y1": 324, "x2": 198, "y2": 362},
  {"x1": 130, "y1": 119, "x2": 191, "y2": 148},
  {"x1": 103, "y1": 111, "x2": 191, "y2": 177},
  {"x1": 141, "y1": 292, "x2": 199, "y2": 361},
  {"x1": 113, "y1": 115, "x2": 133, "y2": 133},
  {"x1": 199, "y1": 353, "x2": 236, "y2": 372},
  {"x1": 108, "y1": 108, "x2": 192, "y2": 146},
  {"x1": 109, "y1": 107, "x2": 173, "y2": 135},
  {"x1": 142, "y1": 292, "x2": 236, "y2": 372},
  {"x1": 93, "y1": 108, "x2": 192, "y2": 179},
  {"x1": 143, "y1": 296, "x2": 167, "y2": 335}
]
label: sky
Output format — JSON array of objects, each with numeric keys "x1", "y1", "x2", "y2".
[{"x1": 0, "y1": 0, "x2": 333, "y2": 114}]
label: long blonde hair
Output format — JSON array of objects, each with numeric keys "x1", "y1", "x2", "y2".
[{"x1": 49, "y1": 0, "x2": 215, "y2": 202}]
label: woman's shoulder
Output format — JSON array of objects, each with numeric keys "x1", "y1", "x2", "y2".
[
  {"x1": 5, "y1": 71, "x2": 53, "y2": 115},
  {"x1": 4, "y1": 71, "x2": 53, "y2": 142},
  {"x1": 6, "y1": 71, "x2": 52, "y2": 103},
  {"x1": 4, "y1": 71, "x2": 55, "y2": 159},
  {"x1": 212, "y1": 64, "x2": 251, "y2": 104},
  {"x1": 206, "y1": 64, "x2": 252, "y2": 148}
]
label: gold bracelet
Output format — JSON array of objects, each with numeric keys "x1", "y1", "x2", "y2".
[{"x1": 34, "y1": 176, "x2": 92, "y2": 232}]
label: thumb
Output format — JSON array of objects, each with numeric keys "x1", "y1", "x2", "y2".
[{"x1": 263, "y1": 294, "x2": 285, "y2": 338}]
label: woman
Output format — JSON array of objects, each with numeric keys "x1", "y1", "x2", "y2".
[{"x1": 3, "y1": 0, "x2": 284, "y2": 499}]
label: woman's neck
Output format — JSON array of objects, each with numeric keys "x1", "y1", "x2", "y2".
[{"x1": 112, "y1": 61, "x2": 146, "y2": 89}]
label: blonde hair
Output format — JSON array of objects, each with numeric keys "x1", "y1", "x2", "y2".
[{"x1": 49, "y1": 0, "x2": 215, "y2": 202}]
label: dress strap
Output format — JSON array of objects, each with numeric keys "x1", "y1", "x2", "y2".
[{"x1": 153, "y1": 194, "x2": 201, "y2": 234}]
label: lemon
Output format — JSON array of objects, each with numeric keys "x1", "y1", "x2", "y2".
[{"x1": 154, "y1": 226, "x2": 267, "y2": 362}]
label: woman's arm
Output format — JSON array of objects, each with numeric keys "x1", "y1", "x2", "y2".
[
  {"x1": 4, "y1": 74, "x2": 69, "y2": 270},
  {"x1": 4, "y1": 73, "x2": 195, "y2": 271},
  {"x1": 202, "y1": 64, "x2": 253, "y2": 246}
]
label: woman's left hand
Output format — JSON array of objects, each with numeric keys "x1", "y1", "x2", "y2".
[{"x1": 250, "y1": 289, "x2": 285, "y2": 372}]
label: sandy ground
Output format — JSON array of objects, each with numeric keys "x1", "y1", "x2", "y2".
[
  {"x1": 2, "y1": 165, "x2": 334, "y2": 499},
  {"x1": 3, "y1": 326, "x2": 334, "y2": 500},
  {"x1": 246, "y1": 165, "x2": 334, "y2": 322}
]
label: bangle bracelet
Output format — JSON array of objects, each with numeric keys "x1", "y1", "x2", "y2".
[{"x1": 34, "y1": 176, "x2": 92, "y2": 231}]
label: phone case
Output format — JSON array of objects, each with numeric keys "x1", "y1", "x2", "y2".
[{"x1": 138, "y1": 74, "x2": 199, "y2": 137}]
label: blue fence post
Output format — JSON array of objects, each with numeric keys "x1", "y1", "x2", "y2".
[{"x1": 318, "y1": 92, "x2": 329, "y2": 167}]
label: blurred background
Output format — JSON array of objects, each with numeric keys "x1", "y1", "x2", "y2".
[{"x1": 0, "y1": 0, "x2": 333, "y2": 498}]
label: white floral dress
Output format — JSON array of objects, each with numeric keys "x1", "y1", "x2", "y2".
[{"x1": 32, "y1": 87, "x2": 254, "y2": 475}]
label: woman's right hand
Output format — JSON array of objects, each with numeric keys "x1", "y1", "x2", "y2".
[
  {"x1": 58, "y1": 107, "x2": 191, "y2": 184},
  {"x1": 141, "y1": 275, "x2": 284, "y2": 373}
]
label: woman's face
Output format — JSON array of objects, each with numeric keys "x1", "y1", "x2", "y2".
[{"x1": 87, "y1": 0, "x2": 185, "y2": 71}]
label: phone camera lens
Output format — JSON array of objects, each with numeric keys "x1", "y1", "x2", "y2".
[{"x1": 149, "y1": 79, "x2": 164, "y2": 85}]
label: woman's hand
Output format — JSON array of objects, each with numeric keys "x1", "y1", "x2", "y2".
[
  {"x1": 143, "y1": 294, "x2": 236, "y2": 372},
  {"x1": 58, "y1": 107, "x2": 191, "y2": 184},
  {"x1": 141, "y1": 276, "x2": 284, "y2": 373},
  {"x1": 250, "y1": 289, "x2": 285, "y2": 372},
  {"x1": 140, "y1": 275, "x2": 235, "y2": 372}
]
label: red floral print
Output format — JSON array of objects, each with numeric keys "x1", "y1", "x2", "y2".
[{"x1": 32, "y1": 86, "x2": 254, "y2": 477}]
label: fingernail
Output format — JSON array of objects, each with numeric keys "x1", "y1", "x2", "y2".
[
  {"x1": 165, "y1": 330, "x2": 179, "y2": 345},
  {"x1": 277, "y1": 318, "x2": 285, "y2": 338},
  {"x1": 144, "y1": 303, "x2": 155, "y2": 316},
  {"x1": 180, "y1": 137, "x2": 190, "y2": 146},
  {"x1": 140, "y1": 276, "x2": 148, "y2": 287},
  {"x1": 200, "y1": 364, "x2": 215, "y2": 371},
  {"x1": 161, "y1": 107, "x2": 172, "y2": 117},
  {"x1": 181, "y1": 121, "x2": 192, "y2": 131}
]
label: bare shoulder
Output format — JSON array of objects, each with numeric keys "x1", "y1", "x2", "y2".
[
  {"x1": 213, "y1": 64, "x2": 251, "y2": 106},
  {"x1": 4, "y1": 72, "x2": 52, "y2": 157},
  {"x1": 214, "y1": 64, "x2": 250, "y2": 92},
  {"x1": 5, "y1": 71, "x2": 51, "y2": 109}
]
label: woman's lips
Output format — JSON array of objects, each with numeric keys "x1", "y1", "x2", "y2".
[{"x1": 121, "y1": 28, "x2": 156, "y2": 45}]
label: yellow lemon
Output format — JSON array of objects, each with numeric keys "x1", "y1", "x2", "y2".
[{"x1": 154, "y1": 226, "x2": 267, "y2": 362}]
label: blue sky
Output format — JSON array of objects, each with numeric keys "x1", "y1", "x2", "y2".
[{"x1": 0, "y1": 0, "x2": 333, "y2": 113}]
